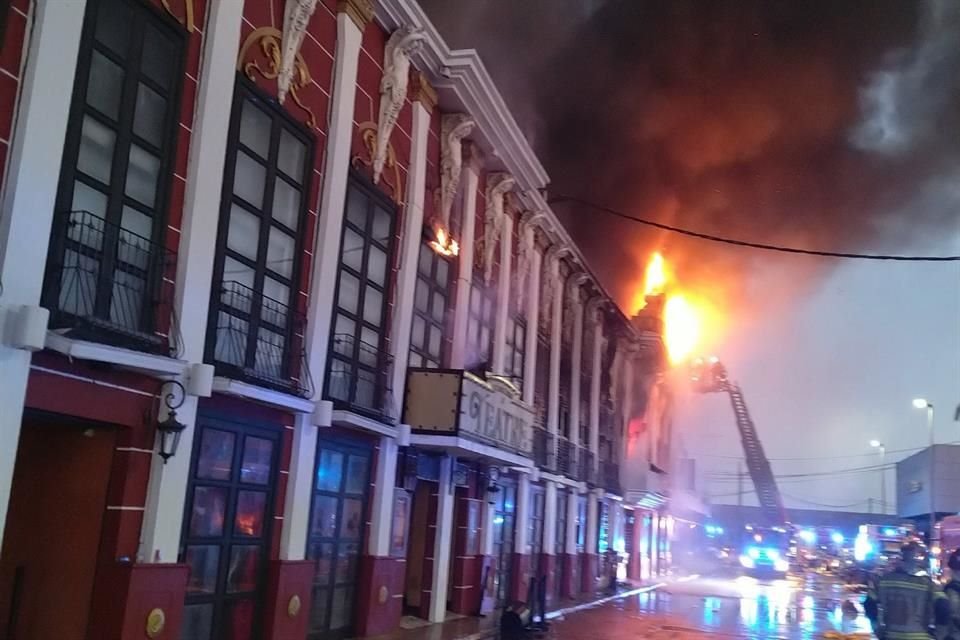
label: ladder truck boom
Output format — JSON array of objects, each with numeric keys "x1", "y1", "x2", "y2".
[{"x1": 692, "y1": 358, "x2": 787, "y2": 527}]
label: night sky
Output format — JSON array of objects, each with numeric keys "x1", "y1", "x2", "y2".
[{"x1": 420, "y1": 0, "x2": 960, "y2": 512}]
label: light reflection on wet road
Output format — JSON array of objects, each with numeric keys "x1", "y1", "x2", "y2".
[{"x1": 549, "y1": 573, "x2": 873, "y2": 639}]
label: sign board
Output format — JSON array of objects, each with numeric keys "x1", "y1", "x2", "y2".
[
  {"x1": 458, "y1": 374, "x2": 533, "y2": 456},
  {"x1": 403, "y1": 369, "x2": 535, "y2": 457}
]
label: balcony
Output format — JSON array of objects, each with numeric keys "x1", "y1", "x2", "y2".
[
  {"x1": 42, "y1": 210, "x2": 179, "y2": 355},
  {"x1": 579, "y1": 448, "x2": 596, "y2": 485},
  {"x1": 600, "y1": 460, "x2": 621, "y2": 495},
  {"x1": 532, "y1": 427, "x2": 556, "y2": 471},
  {"x1": 557, "y1": 437, "x2": 576, "y2": 478},
  {"x1": 211, "y1": 281, "x2": 313, "y2": 398},
  {"x1": 327, "y1": 334, "x2": 396, "y2": 423}
]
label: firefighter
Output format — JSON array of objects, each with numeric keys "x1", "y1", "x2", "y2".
[
  {"x1": 866, "y1": 541, "x2": 945, "y2": 640},
  {"x1": 940, "y1": 549, "x2": 960, "y2": 640}
]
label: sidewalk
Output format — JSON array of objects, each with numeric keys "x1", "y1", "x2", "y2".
[{"x1": 352, "y1": 578, "x2": 690, "y2": 640}]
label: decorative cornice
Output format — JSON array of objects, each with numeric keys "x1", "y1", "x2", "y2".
[
  {"x1": 410, "y1": 71, "x2": 439, "y2": 111},
  {"x1": 279, "y1": 0, "x2": 319, "y2": 105},
  {"x1": 375, "y1": 26, "x2": 425, "y2": 183},
  {"x1": 482, "y1": 172, "x2": 515, "y2": 284},
  {"x1": 439, "y1": 113, "x2": 474, "y2": 226},
  {"x1": 337, "y1": 0, "x2": 375, "y2": 30}
]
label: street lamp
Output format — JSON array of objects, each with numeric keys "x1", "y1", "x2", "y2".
[
  {"x1": 870, "y1": 440, "x2": 886, "y2": 515},
  {"x1": 912, "y1": 399, "x2": 935, "y2": 542}
]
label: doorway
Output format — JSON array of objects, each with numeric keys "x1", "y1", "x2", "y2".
[
  {"x1": 306, "y1": 439, "x2": 372, "y2": 639},
  {"x1": 492, "y1": 479, "x2": 516, "y2": 606},
  {"x1": 179, "y1": 418, "x2": 280, "y2": 640},
  {"x1": 0, "y1": 416, "x2": 115, "y2": 639}
]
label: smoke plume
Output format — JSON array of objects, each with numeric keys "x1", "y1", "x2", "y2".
[{"x1": 419, "y1": 0, "x2": 960, "y2": 320}]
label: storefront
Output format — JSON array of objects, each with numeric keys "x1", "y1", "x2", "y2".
[
  {"x1": 180, "y1": 411, "x2": 282, "y2": 639},
  {"x1": 305, "y1": 437, "x2": 373, "y2": 639},
  {"x1": 402, "y1": 369, "x2": 536, "y2": 616}
]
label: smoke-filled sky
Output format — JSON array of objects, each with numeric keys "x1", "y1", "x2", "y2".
[{"x1": 419, "y1": 0, "x2": 960, "y2": 513}]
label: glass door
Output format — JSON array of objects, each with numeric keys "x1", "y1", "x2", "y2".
[
  {"x1": 528, "y1": 487, "x2": 544, "y2": 602},
  {"x1": 492, "y1": 480, "x2": 516, "y2": 606},
  {"x1": 554, "y1": 489, "x2": 567, "y2": 601},
  {"x1": 181, "y1": 420, "x2": 279, "y2": 640},
  {"x1": 306, "y1": 440, "x2": 372, "y2": 639}
]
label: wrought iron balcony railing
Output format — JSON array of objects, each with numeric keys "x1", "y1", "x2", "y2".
[
  {"x1": 326, "y1": 334, "x2": 396, "y2": 423},
  {"x1": 557, "y1": 437, "x2": 576, "y2": 479},
  {"x1": 531, "y1": 427, "x2": 556, "y2": 471},
  {"x1": 601, "y1": 460, "x2": 621, "y2": 495},
  {"x1": 210, "y1": 281, "x2": 313, "y2": 398},
  {"x1": 42, "y1": 210, "x2": 180, "y2": 355},
  {"x1": 579, "y1": 448, "x2": 596, "y2": 486}
]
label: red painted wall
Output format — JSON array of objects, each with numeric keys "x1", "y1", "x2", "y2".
[{"x1": 0, "y1": 0, "x2": 28, "y2": 195}]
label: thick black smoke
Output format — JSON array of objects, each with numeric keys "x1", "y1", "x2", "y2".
[{"x1": 419, "y1": 0, "x2": 960, "y2": 309}]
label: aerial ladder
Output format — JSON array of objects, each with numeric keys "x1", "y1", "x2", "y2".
[{"x1": 691, "y1": 357, "x2": 788, "y2": 527}]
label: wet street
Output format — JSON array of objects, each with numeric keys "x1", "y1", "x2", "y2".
[{"x1": 546, "y1": 573, "x2": 873, "y2": 639}]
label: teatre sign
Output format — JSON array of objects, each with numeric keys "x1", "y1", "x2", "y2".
[{"x1": 459, "y1": 375, "x2": 534, "y2": 456}]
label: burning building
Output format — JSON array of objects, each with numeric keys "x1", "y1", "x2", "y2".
[{"x1": 0, "y1": 1, "x2": 691, "y2": 638}]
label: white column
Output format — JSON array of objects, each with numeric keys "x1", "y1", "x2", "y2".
[
  {"x1": 388, "y1": 98, "x2": 431, "y2": 401},
  {"x1": 543, "y1": 481, "x2": 557, "y2": 555},
  {"x1": 140, "y1": 0, "x2": 245, "y2": 563},
  {"x1": 589, "y1": 308, "x2": 603, "y2": 469},
  {"x1": 521, "y1": 239, "x2": 542, "y2": 406},
  {"x1": 367, "y1": 435, "x2": 399, "y2": 556},
  {"x1": 304, "y1": 7, "x2": 367, "y2": 398},
  {"x1": 280, "y1": 414, "x2": 319, "y2": 559},
  {"x1": 480, "y1": 485, "x2": 496, "y2": 557},
  {"x1": 450, "y1": 149, "x2": 480, "y2": 369},
  {"x1": 0, "y1": 0, "x2": 88, "y2": 544},
  {"x1": 428, "y1": 455, "x2": 456, "y2": 622},
  {"x1": 565, "y1": 490, "x2": 579, "y2": 555},
  {"x1": 568, "y1": 284, "x2": 584, "y2": 448},
  {"x1": 277, "y1": 4, "x2": 371, "y2": 560},
  {"x1": 546, "y1": 254, "x2": 563, "y2": 436},
  {"x1": 492, "y1": 215, "x2": 512, "y2": 374},
  {"x1": 586, "y1": 490, "x2": 600, "y2": 556},
  {"x1": 619, "y1": 350, "x2": 635, "y2": 479},
  {"x1": 515, "y1": 472, "x2": 531, "y2": 554}
]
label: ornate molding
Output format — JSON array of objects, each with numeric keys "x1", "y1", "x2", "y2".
[
  {"x1": 161, "y1": 0, "x2": 195, "y2": 32},
  {"x1": 410, "y1": 72, "x2": 438, "y2": 111},
  {"x1": 337, "y1": 0, "x2": 375, "y2": 30},
  {"x1": 375, "y1": 26, "x2": 425, "y2": 184},
  {"x1": 238, "y1": 27, "x2": 317, "y2": 128},
  {"x1": 279, "y1": 0, "x2": 319, "y2": 105},
  {"x1": 440, "y1": 114, "x2": 475, "y2": 227},
  {"x1": 514, "y1": 216, "x2": 536, "y2": 309},
  {"x1": 352, "y1": 122, "x2": 404, "y2": 205},
  {"x1": 482, "y1": 172, "x2": 515, "y2": 284},
  {"x1": 463, "y1": 141, "x2": 483, "y2": 172}
]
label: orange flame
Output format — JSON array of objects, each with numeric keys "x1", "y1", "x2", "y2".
[
  {"x1": 634, "y1": 252, "x2": 719, "y2": 365},
  {"x1": 643, "y1": 252, "x2": 667, "y2": 297},
  {"x1": 663, "y1": 293, "x2": 700, "y2": 364},
  {"x1": 429, "y1": 226, "x2": 459, "y2": 257}
]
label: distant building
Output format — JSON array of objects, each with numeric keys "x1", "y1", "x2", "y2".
[{"x1": 897, "y1": 444, "x2": 960, "y2": 534}]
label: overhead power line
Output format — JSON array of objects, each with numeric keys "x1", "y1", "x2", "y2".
[{"x1": 548, "y1": 195, "x2": 960, "y2": 262}]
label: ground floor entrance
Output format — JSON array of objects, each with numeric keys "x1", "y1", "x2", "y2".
[
  {"x1": 180, "y1": 415, "x2": 281, "y2": 640},
  {"x1": 0, "y1": 415, "x2": 115, "y2": 639},
  {"x1": 492, "y1": 477, "x2": 517, "y2": 606},
  {"x1": 306, "y1": 437, "x2": 372, "y2": 639}
]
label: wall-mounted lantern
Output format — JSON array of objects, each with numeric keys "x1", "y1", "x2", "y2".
[{"x1": 156, "y1": 380, "x2": 187, "y2": 463}]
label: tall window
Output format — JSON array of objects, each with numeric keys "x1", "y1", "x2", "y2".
[
  {"x1": 504, "y1": 316, "x2": 525, "y2": 387},
  {"x1": 208, "y1": 83, "x2": 313, "y2": 395},
  {"x1": 466, "y1": 282, "x2": 494, "y2": 369},
  {"x1": 409, "y1": 240, "x2": 450, "y2": 369},
  {"x1": 44, "y1": 0, "x2": 184, "y2": 351},
  {"x1": 327, "y1": 176, "x2": 395, "y2": 417}
]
